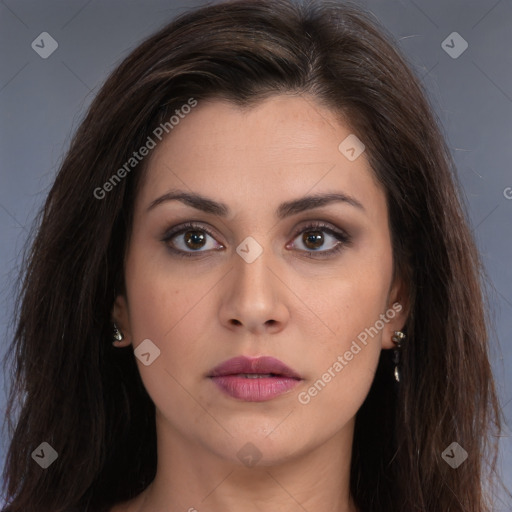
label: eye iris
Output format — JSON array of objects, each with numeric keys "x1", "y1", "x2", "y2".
[
  {"x1": 184, "y1": 230, "x2": 206, "y2": 250},
  {"x1": 303, "y1": 230, "x2": 324, "y2": 250}
]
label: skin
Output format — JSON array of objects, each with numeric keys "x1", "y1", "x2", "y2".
[{"x1": 111, "y1": 94, "x2": 408, "y2": 512}]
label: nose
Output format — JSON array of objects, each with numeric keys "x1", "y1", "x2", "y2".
[{"x1": 218, "y1": 246, "x2": 290, "y2": 335}]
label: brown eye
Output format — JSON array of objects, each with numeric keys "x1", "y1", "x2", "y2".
[
  {"x1": 184, "y1": 230, "x2": 207, "y2": 250},
  {"x1": 162, "y1": 222, "x2": 224, "y2": 257},
  {"x1": 288, "y1": 222, "x2": 351, "y2": 258},
  {"x1": 302, "y1": 230, "x2": 324, "y2": 250}
]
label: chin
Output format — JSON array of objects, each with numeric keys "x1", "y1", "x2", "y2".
[{"x1": 207, "y1": 426, "x2": 308, "y2": 467}]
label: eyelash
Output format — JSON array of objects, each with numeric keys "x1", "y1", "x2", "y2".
[{"x1": 161, "y1": 221, "x2": 351, "y2": 259}]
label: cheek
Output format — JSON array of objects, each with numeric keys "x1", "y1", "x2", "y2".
[
  {"x1": 123, "y1": 254, "x2": 216, "y2": 419},
  {"x1": 296, "y1": 243, "x2": 393, "y2": 350},
  {"x1": 294, "y1": 278, "x2": 387, "y2": 427},
  {"x1": 292, "y1": 246, "x2": 392, "y2": 409},
  {"x1": 124, "y1": 245, "x2": 202, "y2": 339},
  {"x1": 123, "y1": 247, "x2": 220, "y2": 382}
]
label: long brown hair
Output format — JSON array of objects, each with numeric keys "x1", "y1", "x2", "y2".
[{"x1": 1, "y1": 1, "x2": 503, "y2": 511}]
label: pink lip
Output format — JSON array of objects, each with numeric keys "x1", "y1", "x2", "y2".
[{"x1": 208, "y1": 356, "x2": 302, "y2": 402}]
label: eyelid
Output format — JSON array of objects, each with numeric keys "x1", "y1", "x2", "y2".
[
  {"x1": 162, "y1": 221, "x2": 222, "y2": 242},
  {"x1": 289, "y1": 220, "x2": 350, "y2": 240}
]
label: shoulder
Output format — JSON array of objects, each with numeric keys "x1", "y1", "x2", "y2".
[
  {"x1": 107, "y1": 502, "x2": 128, "y2": 512},
  {"x1": 108, "y1": 495, "x2": 144, "y2": 512}
]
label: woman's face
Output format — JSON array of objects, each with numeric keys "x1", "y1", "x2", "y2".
[{"x1": 114, "y1": 94, "x2": 407, "y2": 467}]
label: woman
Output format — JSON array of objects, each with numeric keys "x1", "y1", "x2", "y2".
[{"x1": 1, "y1": 1, "x2": 503, "y2": 511}]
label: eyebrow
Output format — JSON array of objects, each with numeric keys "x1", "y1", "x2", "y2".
[{"x1": 147, "y1": 189, "x2": 365, "y2": 219}]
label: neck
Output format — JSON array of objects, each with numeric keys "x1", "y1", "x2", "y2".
[{"x1": 134, "y1": 412, "x2": 358, "y2": 512}]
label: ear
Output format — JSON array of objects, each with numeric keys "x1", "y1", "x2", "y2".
[
  {"x1": 111, "y1": 294, "x2": 132, "y2": 347},
  {"x1": 381, "y1": 275, "x2": 409, "y2": 350}
]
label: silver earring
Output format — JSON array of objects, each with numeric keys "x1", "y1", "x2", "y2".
[
  {"x1": 113, "y1": 323, "x2": 124, "y2": 342},
  {"x1": 391, "y1": 330, "x2": 406, "y2": 382}
]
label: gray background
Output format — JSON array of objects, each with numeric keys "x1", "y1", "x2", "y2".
[{"x1": 0, "y1": 0, "x2": 511, "y2": 508}]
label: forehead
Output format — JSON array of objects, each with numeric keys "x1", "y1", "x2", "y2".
[{"x1": 137, "y1": 94, "x2": 385, "y2": 220}]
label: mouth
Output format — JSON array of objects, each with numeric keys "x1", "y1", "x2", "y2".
[{"x1": 208, "y1": 356, "x2": 302, "y2": 402}]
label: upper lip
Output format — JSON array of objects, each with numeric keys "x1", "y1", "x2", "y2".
[{"x1": 208, "y1": 356, "x2": 302, "y2": 379}]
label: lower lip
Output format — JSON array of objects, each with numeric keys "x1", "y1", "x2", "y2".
[{"x1": 210, "y1": 375, "x2": 301, "y2": 402}]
